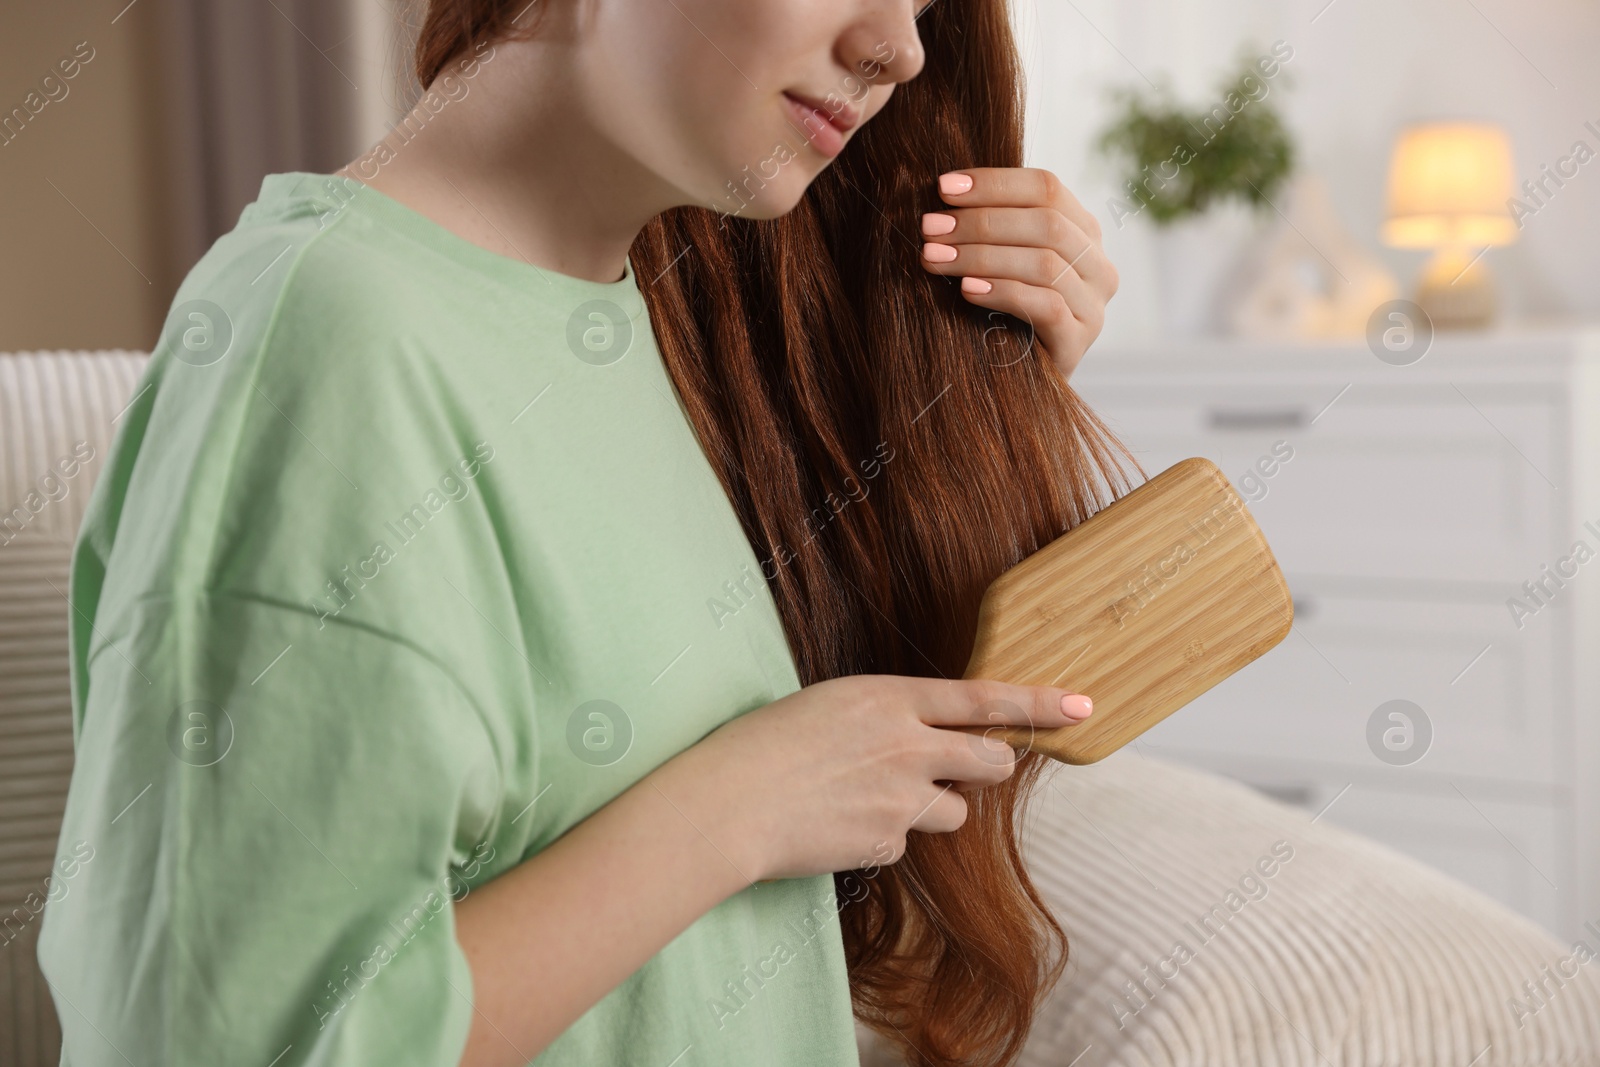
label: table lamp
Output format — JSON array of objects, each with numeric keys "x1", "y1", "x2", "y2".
[{"x1": 1380, "y1": 122, "x2": 1517, "y2": 329}]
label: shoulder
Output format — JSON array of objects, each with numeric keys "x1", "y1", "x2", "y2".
[
  {"x1": 148, "y1": 176, "x2": 436, "y2": 415},
  {"x1": 93, "y1": 177, "x2": 494, "y2": 619},
  {"x1": 158, "y1": 173, "x2": 476, "y2": 449}
]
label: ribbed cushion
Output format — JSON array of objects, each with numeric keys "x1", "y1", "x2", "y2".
[
  {"x1": 858, "y1": 752, "x2": 1600, "y2": 1066},
  {"x1": 0, "y1": 351, "x2": 148, "y2": 540},
  {"x1": 0, "y1": 350, "x2": 148, "y2": 1067},
  {"x1": 7, "y1": 351, "x2": 1598, "y2": 1067}
]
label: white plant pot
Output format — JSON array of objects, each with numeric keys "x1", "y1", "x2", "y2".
[{"x1": 1150, "y1": 203, "x2": 1264, "y2": 340}]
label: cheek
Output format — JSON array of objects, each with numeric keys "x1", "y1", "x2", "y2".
[
  {"x1": 716, "y1": 81, "x2": 898, "y2": 216},
  {"x1": 671, "y1": 43, "x2": 830, "y2": 209},
  {"x1": 608, "y1": 66, "x2": 821, "y2": 214},
  {"x1": 586, "y1": 0, "x2": 844, "y2": 214},
  {"x1": 667, "y1": 75, "x2": 809, "y2": 213},
  {"x1": 581, "y1": 36, "x2": 732, "y2": 186}
]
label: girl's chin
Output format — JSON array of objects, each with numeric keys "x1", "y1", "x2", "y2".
[{"x1": 701, "y1": 169, "x2": 812, "y2": 220}]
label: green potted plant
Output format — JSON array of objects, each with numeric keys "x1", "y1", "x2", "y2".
[{"x1": 1096, "y1": 45, "x2": 1297, "y2": 336}]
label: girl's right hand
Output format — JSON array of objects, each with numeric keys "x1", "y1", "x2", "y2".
[{"x1": 646, "y1": 675, "x2": 1094, "y2": 884}]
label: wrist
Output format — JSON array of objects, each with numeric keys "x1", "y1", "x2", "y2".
[{"x1": 637, "y1": 742, "x2": 771, "y2": 891}]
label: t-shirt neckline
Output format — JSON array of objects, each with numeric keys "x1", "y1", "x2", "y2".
[{"x1": 260, "y1": 171, "x2": 645, "y2": 315}]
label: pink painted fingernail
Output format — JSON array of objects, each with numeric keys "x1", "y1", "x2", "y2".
[
  {"x1": 961, "y1": 276, "x2": 992, "y2": 294},
  {"x1": 923, "y1": 242, "x2": 957, "y2": 263},
  {"x1": 939, "y1": 172, "x2": 973, "y2": 195},
  {"x1": 921, "y1": 212, "x2": 957, "y2": 236},
  {"x1": 1060, "y1": 694, "x2": 1093, "y2": 719}
]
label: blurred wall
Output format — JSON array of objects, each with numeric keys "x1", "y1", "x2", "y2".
[
  {"x1": 0, "y1": 1, "x2": 165, "y2": 351},
  {"x1": 1017, "y1": 0, "x2": 1600, "y2": 344},
  {"x1": 0, "y1": 0, "x2": 415, "y2": 354}
]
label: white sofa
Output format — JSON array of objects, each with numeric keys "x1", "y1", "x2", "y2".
[
  {"x1": 861, "y1": 752, "x2": 1600, "y2": 1066},
  {"x1": 5, "y1": 350, "x2": 1598, "y2": 1067}
]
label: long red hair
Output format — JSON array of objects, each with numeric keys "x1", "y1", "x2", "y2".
[{"x1": 415, "y1": 4, "x2": 1134, "y2": 1064}]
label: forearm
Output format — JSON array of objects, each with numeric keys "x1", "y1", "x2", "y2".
[{"x1": 452, "y1": 756, "x2": 758, "y2": 1067}]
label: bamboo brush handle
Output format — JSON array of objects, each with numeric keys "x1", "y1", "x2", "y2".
[{"x1": 958, "y1": 457, "x2": 1293, "y2": 765}]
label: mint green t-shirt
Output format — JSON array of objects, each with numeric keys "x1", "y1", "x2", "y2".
[{"x1": 38, "y1": 172, "x2": 861, "y2": 1067}]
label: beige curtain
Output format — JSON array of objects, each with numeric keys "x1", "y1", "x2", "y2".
[{"x1": 146, "y1": 0, "x2": 417, "y2": 293}]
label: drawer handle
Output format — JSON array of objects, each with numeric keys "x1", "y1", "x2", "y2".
[
  {"x1": 1248, "y1": 782, "x2": 1316, "y2": 808},
  {"x1": 1207, "y1": 407, "x2": 1308, "y2": 431}
]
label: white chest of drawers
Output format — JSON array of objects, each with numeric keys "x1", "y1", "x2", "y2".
[{"x1": 1071, "y1": 327, "x2": 1600, "y2": 943}]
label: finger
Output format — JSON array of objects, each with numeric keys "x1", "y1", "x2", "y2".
[
  {"x1": 938, "y1": 167, "x2": 1103, "y2": 241},
  {"x1": 913, "y1": 678, "x2": 1093, "y2": 729},
  {"x1": 929, "y1": 724, "x2": 1018, "y2": 785},
  {"x1": 922, "y1": 238, "x2": 1113, "y2": 304},
  {"x1": 947, "y1": 738, "x2": 1037, "y2": 792},
  {"x1": 1045, "y1": 177, "x2": 1103, "y2": 245},
  {"x1": 936, "y1": 166, "x2": 1056, "y2": 209},
  {"x1": 907, "y1": 782, "x2": 968, "y2": 834},
  {"x1": 921, "y1": 207, "x2": 1113, "y2": 290},
  {"x1": 954, "y1": 266, "x2": 1101, "y2": 335},
  {"x1": 955, "y1": 276, "x2": 1097, "y2": 377}
]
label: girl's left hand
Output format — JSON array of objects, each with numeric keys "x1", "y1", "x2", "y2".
[{"x1": 920, "y1": 167, "x2": 1118, "y2": 381}]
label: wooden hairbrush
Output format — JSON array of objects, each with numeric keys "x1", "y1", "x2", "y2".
[{"x1": 960, "y1": 457, "x2": 1293, "y2": 764}]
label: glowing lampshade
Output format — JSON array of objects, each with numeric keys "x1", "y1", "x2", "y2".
[
  {"x1": 1379, "y1": 122, "x2": 1517, "y2": 328},
  {"x1": 1382, "y1": 123, "x2": 1517, "y2": 248}
]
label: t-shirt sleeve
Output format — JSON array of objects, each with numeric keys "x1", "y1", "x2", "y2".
[{"x1": 37, "y1": 592, "x2": 503, "y2": 1067}]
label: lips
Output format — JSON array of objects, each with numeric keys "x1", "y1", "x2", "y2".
[
  {"x1": 785, "y1": 91, "x2": 859, "y2": 133},
  {"x1": 783, "y1": 91, "x2": 859, "y2": 158}
]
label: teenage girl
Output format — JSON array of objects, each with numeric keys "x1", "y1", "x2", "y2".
[{"x1": 39, "y1": 1, "x2": 1124, "y2": 1064}]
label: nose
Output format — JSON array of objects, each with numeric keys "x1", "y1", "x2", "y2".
[{"x1": 837, "y1": 0, "x2": 927, "y2": 88}]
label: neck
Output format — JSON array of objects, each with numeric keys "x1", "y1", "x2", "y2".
[{"x1": 339, "y1": 34, "x2": 679, "y2": 284}]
